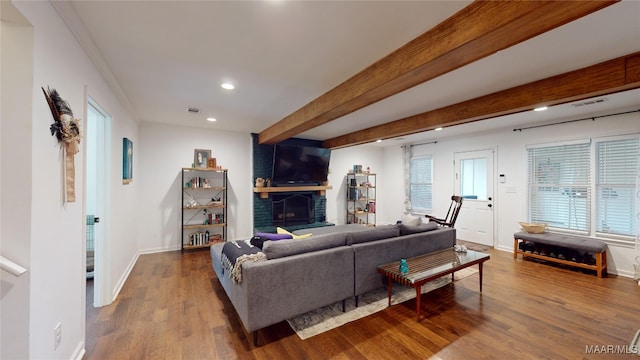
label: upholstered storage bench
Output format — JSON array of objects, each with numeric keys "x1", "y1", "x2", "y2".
[{"x1": 513, "y1": 231, "x2": 607, "y2": 277}]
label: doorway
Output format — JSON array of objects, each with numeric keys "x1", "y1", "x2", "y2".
[
  {"x1": 85, "y1": 98, "x2": 111, "y2": 308},
  {"x1": 454, "y1": 149, "x2": 495, "y2": 247}
]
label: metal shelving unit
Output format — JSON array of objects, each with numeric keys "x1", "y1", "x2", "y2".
[
  {"x1": 346, "y1": 172, "x2": 376, "y2": 226},
  {"x1": 181, "y1": 168, "x2": 227, "y2": 251}
]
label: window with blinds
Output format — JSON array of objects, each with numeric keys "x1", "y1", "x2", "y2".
[
  {"x1": 595, "y1": 138, "x2": 639, "y2": 237},
  {"x1": 409, "y1": 145, "x2": 433, "y2": 214},
  {"x1": 527, "y1": 142, "x2": 591, "y2": 233},
  {"x1": 527, "y1": 135, "x2": 639, "y2": 243}
]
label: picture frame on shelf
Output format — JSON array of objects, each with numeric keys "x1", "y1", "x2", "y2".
[
  {"x1": 207, "y1": 157, "x2": 217, "y2": 168},
  {"x1": 122, "y1": 137, "x2": 133, "y2": 184},
  {"x1": 194, "y1": 149, "x2": 211, "y2": 169}
]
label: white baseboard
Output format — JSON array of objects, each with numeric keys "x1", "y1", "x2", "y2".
[
  {"x1": 109, "y1": 246, "x2": 181, "y2": 302},
  {"x1": 110, "y1": 252, "x2": 140, "y2": 303},
  {"x1": 138, "y1": 245, "x2": 180, "y2": 255},
  {"x1": 70, "y1": 341, "x2": 85, "y2": 360}
]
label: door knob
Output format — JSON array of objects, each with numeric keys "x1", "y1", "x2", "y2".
[
  {"x1": 487, "y1": 204, "x2": 492, "y2": 208},
  {"x1": 94, "y1": 217, "x2": 100, "y2": 223}
]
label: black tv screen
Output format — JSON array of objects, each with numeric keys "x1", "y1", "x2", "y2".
[{"x1": 272, "y1": 144, "x2": 331, "y2": 185}]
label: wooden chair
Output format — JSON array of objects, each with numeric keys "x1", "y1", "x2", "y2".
[{"x1": 424, "y1": 195, "x2": 463, "y2": 228}]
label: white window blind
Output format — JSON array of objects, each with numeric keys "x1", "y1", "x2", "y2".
[
  {"x1": 527, "y1": 142, "x2": 591, "y2": 233},
  {"x1": 410, "y1": 156, "x2": 432, "y2": 213},
  {"x1": 595, "y1": 138, "x2": 639, "y2": 237},
  {"x1": 408, "y1": 144, "x2": 433, "y2": 213}
]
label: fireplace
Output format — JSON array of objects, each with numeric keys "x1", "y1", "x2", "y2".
[{"x1": 272, "y1": 193, "x2": 315, "y2": 226}]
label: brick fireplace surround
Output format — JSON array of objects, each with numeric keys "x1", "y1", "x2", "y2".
[{"x1": 252, "y1": 134, "x2": 333, "y2": 233}]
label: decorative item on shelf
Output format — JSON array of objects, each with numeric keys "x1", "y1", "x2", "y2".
[
  {"x1": 208, "y1": 197, "x2": 221, "y2": 206},
  {"x1": 42, "y1": 86, "x2": 82, "y2": 202},
  {"x1": 207, "y1": 157, "x2": 217, "y2": 169},
  {"x1": 189, "y1": 231, "x2": 211, "y2": 246},
  {"x1": 203, "y1": 209, "x2": 210, "y2": 224},
  {"x1": 186, "y1": 194, "x2": 198, "y2": 208},
  {"x1": 194, "y1": 149, "x2": 211, "y2": 169},
  {"x1": 265, "y1": 178, "x2": 271, "y2": 187},
  {"x1": 255, "y1": 177, "x2": 264, "y2": 187}
]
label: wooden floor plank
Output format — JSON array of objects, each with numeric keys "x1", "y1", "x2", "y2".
[{"x1": 86, "y1": 248, "x2": 640, "y2": 359}]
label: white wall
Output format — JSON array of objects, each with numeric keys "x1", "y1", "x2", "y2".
[
  {"x1": 7, "y1": 1, "x2": 140, "y2": 359},
  {"x1": 134, "y1": 130, "x2": 384, "y2": 246},
  {"x1": 1, "y1": 4, "x2": 34, "y2": 358},
  {"x1": 327, "y1": 145, "x2": 386, "y2": 225},
  {"x1": 137, "y1": 122, "x2": 254, "y2": 250},
  {"x1": 379, "y1": 111, "x2": 640, "y2": 277}
]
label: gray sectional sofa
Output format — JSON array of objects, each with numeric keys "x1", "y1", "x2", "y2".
[{"x1": 210, "y1": 223, "x2": 456, "y2": 345}]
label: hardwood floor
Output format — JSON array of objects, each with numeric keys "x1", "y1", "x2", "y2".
[{"x1": 85, "y1": 248, "x2": 640, "y2": 359}]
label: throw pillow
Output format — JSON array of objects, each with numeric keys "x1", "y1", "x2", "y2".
[
  {"x1": 277, "y1": 226, "x2": 313, "y2": 240},
  {"x1": 251, "y1": 232, "x2": 293, "y2": 249},
  {"x1": 401, "y1": 213, "x2": 422, "y2": 226},
  {"x1": 254, "y1": 232, "x2": 293, "y2": 241}
]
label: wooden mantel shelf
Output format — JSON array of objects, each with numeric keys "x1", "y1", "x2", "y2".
[{"x1": 253, "y1": 185, "x2": 333, "y2": 199}]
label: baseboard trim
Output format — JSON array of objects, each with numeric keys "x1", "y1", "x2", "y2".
[
  {"x1": 110, "y1": 252, "x2": 140, "y2": 303},
  {"x1": 70, "y1": 341, "x2": 85, "y2": 360}
]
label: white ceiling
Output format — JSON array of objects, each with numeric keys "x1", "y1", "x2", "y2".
[{"x1": 58, "y1": 0, "x2": 640, "y2": 147}]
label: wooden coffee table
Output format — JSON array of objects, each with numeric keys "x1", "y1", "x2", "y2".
[{"x1": 377, "y1": 248, "x2": 490, "y2": 321}]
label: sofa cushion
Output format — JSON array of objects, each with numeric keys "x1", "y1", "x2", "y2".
[
  {"x1": 397, "y1": 222, "x2": 438, "y2": 236},
  {"x1": 262, "y1": 232, "x2": 347, "y2": 259},
  {"x1": 345, "y1": 225, "x2": 400, "y2": 245},
  {"x1": 292, "y1": 224, "x2": 368, "y2": 237}
]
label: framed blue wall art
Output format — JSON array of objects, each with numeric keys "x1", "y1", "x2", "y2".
[{"x1": 123, "y1": 137, "x2": 133, "y2": 184}]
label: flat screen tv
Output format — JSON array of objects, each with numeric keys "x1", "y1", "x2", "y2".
[{"x1": 272, "y1": 144, "x2": 331, "y2": 186}]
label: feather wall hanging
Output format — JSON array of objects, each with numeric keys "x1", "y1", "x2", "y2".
[{"x1": 42, "y1": 86, "x2": 82, "y2": 203}]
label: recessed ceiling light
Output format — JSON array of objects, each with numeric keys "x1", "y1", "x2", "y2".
[
  {"x1": 221, "y1": 83, "x2": 235, "y2": 90},
  {"x1": 534, "y1": 106, "x2": 548, "y2": 112},
  {"x1": 435, "y1": 127, "x2": 443, "y2": 131},
  {"x1": 376, "y1": 139, "x2": 382, "y2": 143},
  {"x1": 207, "y1": 117, "x2": 216, "y2": 122}
]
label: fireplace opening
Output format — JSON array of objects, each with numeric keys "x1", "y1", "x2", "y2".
[{"x1": 272, "y1": 193, "x2": 314, "y2": 226}]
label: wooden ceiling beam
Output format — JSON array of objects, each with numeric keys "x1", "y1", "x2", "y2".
[
  {"x1": 258, "y1": 0, "x2": 617, "y2": 145},
  {"x1": 323, "y1": 52, "x2": 640, "y2": 149}
]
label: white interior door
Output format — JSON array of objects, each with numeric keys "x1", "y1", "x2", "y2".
[
  {"x1": 86, "y1": 98, "x2": 111, "y2": 307},
  {"x1": 454, "y1": 149, "x2": 495, "y2": 247}
]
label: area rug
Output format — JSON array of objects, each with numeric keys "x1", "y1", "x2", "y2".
[{"x1": 287, "y1": 267, "x2": 479, "y2": 339}]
